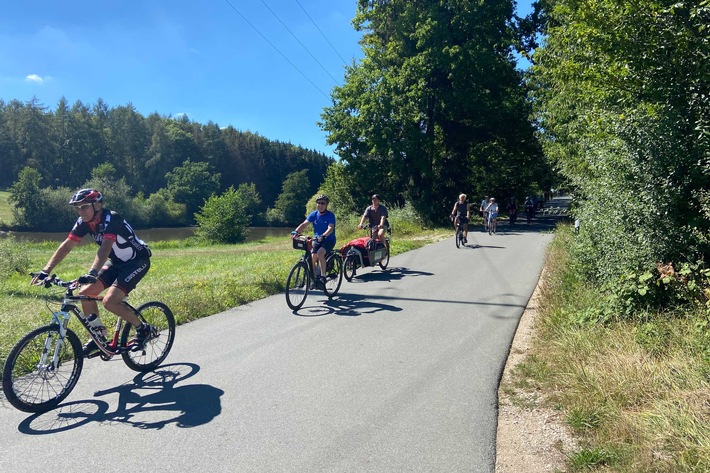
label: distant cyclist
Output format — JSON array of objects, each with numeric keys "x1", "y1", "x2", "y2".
[
  {"x1": 506, "y1": 198, "x2": 518, "y2": 226},
  {"x1": 524, "y1": 196, "x2": 535, "y2": 224},
  {"x1": 450, "y1": 193, "x2": 470, "y2": 244},
  {"x1": 293, "y1": 194, "x2": 336, "y2": 288},
  {"x1": 485, "y1": 197, "x2": 499, "y2": 234},
  {"x1": 31, "y1": 188, "x2": 153, "y2": 357},
  {"x1": 480, "y1": 195, "x2": 490, "y2": 232}
]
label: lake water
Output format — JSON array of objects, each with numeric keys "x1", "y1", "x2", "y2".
[{"x1": 0, "y1": 227, "x2": 292, "y2": 245}]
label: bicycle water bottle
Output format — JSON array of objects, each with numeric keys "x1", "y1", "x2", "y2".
[{"x1": 87, "y1": 313, "x2": 107, "y2": 339}]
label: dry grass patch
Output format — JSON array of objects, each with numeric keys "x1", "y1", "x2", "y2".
[{"x1": 519, "y1": 226, "x2": 710, "y2": 472}]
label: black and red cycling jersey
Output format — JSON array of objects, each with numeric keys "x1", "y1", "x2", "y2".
[{"x1": 68, "y1": 208, "x2": 151, "y2": 263}]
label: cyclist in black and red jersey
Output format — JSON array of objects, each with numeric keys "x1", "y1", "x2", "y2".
[{"x1": 31, "y1": 188, "x2": 154, "y2": 357}]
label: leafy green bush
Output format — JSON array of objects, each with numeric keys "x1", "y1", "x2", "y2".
[
  {"x1": 194, "y1": 187, "x2": 250, "y2": 244},
  {"x1": 387, "y1": 201, "x2": 426, "y2": 236}
]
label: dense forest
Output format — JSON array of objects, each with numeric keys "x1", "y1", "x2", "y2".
[{"x1": 0, "y1": 97, "x2": 333, "y2": 229}]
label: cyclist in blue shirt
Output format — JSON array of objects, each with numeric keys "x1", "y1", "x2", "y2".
[{"x1": 293, "y1": 194, "x2": 336, "y2": 288}]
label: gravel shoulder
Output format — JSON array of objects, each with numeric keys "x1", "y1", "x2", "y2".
[{"x1": 495, "y1": 271, "x2": 578, "y2": 473}]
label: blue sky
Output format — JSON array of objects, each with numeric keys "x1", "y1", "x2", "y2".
[{"x1": 1, "y1": 0, "x2": 533, "y2": 158}]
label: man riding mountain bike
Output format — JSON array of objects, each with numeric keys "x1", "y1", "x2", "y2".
[{"x1": 31, "y1": 188, "x2": 154, "y2": 357}]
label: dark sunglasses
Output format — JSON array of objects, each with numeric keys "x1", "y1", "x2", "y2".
[{"x1": 316, "y1": 201, "x2": 327, "y2": 205}]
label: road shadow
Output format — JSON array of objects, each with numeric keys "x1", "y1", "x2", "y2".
[
  {"x1": 344, "y1": 266, "x2": 434, "y2": 284},
  {"x1": 17, "y1": 362, "x2": 224, "y2": 434},
  {"x1": 458, "y1": 241, "x2": 505, "y2": 249},
  {"x1": 292, "y1": 291, "x2": 404, "y2": 318}
]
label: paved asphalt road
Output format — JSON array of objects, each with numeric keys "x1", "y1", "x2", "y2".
[{"x1": 0, "y1": 199, "x2": 567, "y2": 472}]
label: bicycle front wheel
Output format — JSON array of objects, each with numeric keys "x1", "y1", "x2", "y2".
[
  {"x1": 121, "y1": 301, "x2": 175, "y2": 372},
  {"x1": 324, "y1": 253, "x2": 343, "y2": 298},
  {"x1": 2, "y1": 325, "x2": 83, "y2": 413},
  {"x1": 343, "y1": 254, "x2": 357, "y2": 282},
  {"x1": 455, "y1": 228, "x2": 461, "y2": 248},
  {"x1": 286, "y1": 261, "x2": 309, "y2": 310}
]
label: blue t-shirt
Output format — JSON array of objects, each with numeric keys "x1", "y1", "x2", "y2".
[{"x1": 307, "y1": 210, "x2": 336, "y2": 244}]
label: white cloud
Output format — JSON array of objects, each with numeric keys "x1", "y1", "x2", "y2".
[{"x1": 25, "y1": 74, "x2": 45, "y2": 84}]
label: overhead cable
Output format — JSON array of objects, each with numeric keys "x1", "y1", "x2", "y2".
[
  {"x1": 261, "y1": 0, "x2": 340, "y2": 86},
  {"x1": 294, "y1": 0, "x2": 349, "y2": 66},
  {"x1": 221, "y1": 0, "x2": 329, "y2": 98}
]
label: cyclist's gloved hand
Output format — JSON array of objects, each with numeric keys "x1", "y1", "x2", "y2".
[
  {"x1": 30, "y1": 270, "x2": 49, "y2": 286},
  {"x1": 78, "y1": 269, "x2": 99, "y2": 285}
]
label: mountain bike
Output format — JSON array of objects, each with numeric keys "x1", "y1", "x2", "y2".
[
  {"x1": 2, "y1": 274, "x2": 175, "y2": 413},
  {"x1": 285, "y1": 234, "x2": 343, "y2": 310}
]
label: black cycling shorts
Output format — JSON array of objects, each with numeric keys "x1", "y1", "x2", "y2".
[
  {"x1": 311, "y1": 238, "x2": 335, "y2": 255},
  {"x1": 98, "y1": 258, "x2": 150, "y2": 294}
]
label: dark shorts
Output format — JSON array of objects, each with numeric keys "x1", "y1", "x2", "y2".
[
  {"x1": 312, "y1": 238, "x2": 335, "y2": 255},
  {"x1": 456, "y1": 216, "x2": 468, "y2": 225},
  {"x1": 98, "y1": 258, "x2": 150, "y2": 295}
]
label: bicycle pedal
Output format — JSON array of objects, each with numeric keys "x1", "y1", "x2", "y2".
[{"x1": 85, "y1": 350, "x2": 102, "y2": 359}]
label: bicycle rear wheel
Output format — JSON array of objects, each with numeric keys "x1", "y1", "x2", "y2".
[
  {"x1": 286, "y1": 261, "x2": 309, "y2": 310},
  {"x1": 121, "y1": 301, "x2": 175, "y2": 372},
  {"x1": 2, "y1": 325, "x2": 83, "y2": 413},
  {"x1": 378, "y1": 245, "x2": 390, "y2": 270},
  {"x1": 323, "y1": 253, "x2": 343, "y2": 298}
]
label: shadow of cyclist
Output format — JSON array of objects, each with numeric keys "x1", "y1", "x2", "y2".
[
  {"x1": 18, "y1": 363, "x2": 224, "y2": 434},
  {"x1": 346, "y1": 266, "x2": 434, "y2": 284}
]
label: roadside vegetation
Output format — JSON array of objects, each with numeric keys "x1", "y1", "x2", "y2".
[{"x1": 508, "y1": 225, "x2": 709, "y2": 472}]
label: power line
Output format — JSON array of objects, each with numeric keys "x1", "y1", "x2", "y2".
[
  {"x1": 221, "y1": 0, "x2": 329, "y2": 98},
  {"x1": 294, "y1": 0, "x2": 349, "y2": 67},
  {"x1": 261, "y1": 0, "x2": 340, "y2": 86}
]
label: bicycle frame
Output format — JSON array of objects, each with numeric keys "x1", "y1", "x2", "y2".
[
  {"x1": 47, "y1": 279, "x2": 139, "y2": 359},
  {"x1": 456, "y1": 221, "x2": 465, "y2": 238},
  {"x1": 295, "y1": 241, "x2": 339, "y2": 282}
]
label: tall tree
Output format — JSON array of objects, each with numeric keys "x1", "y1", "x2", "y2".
[
  {"x1": 166, "y1": 160, "x2": 221, "y2": 221},
  {"x1": 321, "y1": 0, "x2": 546, "y2": 222},
  {"x1": 272, "y1": 170, "x2": 312, "y2": 226}
]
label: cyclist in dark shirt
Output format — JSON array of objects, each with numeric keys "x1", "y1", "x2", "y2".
[
  {"x1": 31, "y1": 189, "x2": 153, "y2": 357},
  {"x1": 450, "y1": 193, "x2": 470, "y2": 244},
  {"x1": 358, "y1": 194, "x2": 389, "y2": 247}
]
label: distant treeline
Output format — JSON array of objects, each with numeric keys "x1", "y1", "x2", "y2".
[{"x1": 0, "y1": 97, "x2": 333, "y2": 225}]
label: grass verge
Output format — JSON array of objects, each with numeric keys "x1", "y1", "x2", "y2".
[{"x1": 512, "y1": 225, "x2": 710, "y2": 472}]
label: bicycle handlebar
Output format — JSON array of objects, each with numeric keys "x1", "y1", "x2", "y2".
[{"x1": 29, "y1": 272, "x2": 77, "y2": 289}]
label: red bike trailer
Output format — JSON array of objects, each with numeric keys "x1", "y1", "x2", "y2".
[{"x1": 340, "y1": 235, "x2": 389, "y2": 281}]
